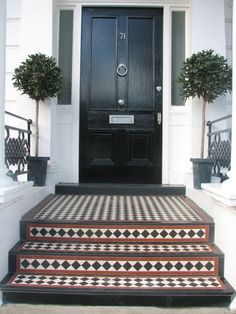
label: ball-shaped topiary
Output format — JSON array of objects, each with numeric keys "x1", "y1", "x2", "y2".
[
  {"x1": 178, "y1": 49, "x2": 232, "y2": 158},
  {"x1": 12, "y1": 53, "x2": 62, "y2": 157}
]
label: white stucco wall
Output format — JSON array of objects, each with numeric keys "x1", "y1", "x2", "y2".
[
  {"x1": 20, "y1": 0, "x2": 54, "y2": 158},
  {"x1": 225, "y1": 0, "x2": 233, "y2": 64},
  {"x1": 0, "y1": 187, "x2": 48, "y2": 281},
  {"x1": 189, "y1": 0, "x2": 230, "y2": 161},
  {"x1": 192, "y1": 0, "x2": 226, "y2": 55},
  {"x1": 187, "y1": 188, "x2": 236, "y2": 291},
  {"x1": 5, "y1": 0, "x2": 54, "y2": 158},
  {"x1": 5, "y1": 0, "x2": 22, "y2": 115}
]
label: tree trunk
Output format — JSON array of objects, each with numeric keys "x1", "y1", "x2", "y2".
[
  {"x1": 35, "y1": 99, "x2": 39, "y2": 157},
  {"x1": 200, "y1": 97, "x2": 207, "y2": 159}
]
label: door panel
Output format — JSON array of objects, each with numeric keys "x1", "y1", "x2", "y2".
[
  {"x1": 128, "y1": 18, "x2": 155, "y2": 110},
  {"x1": 80, "y1": 8, "x2": 163, "y2": 183},
  {"x1": 91, "y1": 18, "x2": 117, "y2": 109},
  {"x1": 88, "y1": 131, "x2": 117, "y2": 166},
  {"x1": 127, "y1": 131, "x2": 153, "y2": 167}
]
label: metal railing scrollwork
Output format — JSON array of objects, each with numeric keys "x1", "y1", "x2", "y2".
[
  {"x1": 207, "y1": 114, "x2": 232, "y2": 182},
  {"x1": 5, "y1": 111, "x2": 32, "y2": 180}
]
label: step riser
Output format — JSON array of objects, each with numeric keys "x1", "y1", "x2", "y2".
[
  {"x1": 2, "y1": 291, "x2": 233, "y2": 307},
  {"x1": 18, "y1": 241, "x2": 216, "y2": 254},
  {"x1": 10, "y1": 254, "x2": 222, "y2": 276},
  {"x1": 21, "y1": 223, "x2": 214, "y2": 243},
  {"x1": 55, "y1": 184, "x2": 186, "y2": 196}
]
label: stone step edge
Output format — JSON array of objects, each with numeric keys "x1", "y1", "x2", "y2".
[{"x1": 55, "y1": 183, "x2": 186, "y2": 196}]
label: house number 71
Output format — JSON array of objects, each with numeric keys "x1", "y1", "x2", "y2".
[{"x1": 120, "y1": 32, "x2": 126, "y2": 39}]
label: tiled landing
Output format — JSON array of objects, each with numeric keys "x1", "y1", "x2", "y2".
[{"x1": 24, "y1": 194, "x2": 206, "y2": 222}]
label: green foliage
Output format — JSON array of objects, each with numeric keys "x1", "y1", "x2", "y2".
[
  {"x1": 178, "y1": 49, "x2": 232, "y2": 103},
  {"x1": 12, "y1": 53, "x2": 62, "y2": 157},
  {"x1": 12, "y1": 53, "x2": 62, "y2": 102}
]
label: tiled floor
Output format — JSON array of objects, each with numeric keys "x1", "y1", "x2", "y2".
[{"x1": 32, "y1": 195, "x2": 204, "y2": 222}]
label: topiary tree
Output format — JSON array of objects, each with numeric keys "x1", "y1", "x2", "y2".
[
  {"x1": 178, "y1": 49, "x2": 232, "y2": 159},
  {"x1": 12, "y1": 53, "x2": 62, "y2": 157}
]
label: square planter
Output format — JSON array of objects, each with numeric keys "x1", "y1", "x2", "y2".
[
  {"x1": 191, "y1": 158, "x2": 214, "y2": 189},
  {"x1": 27, "y1": 156, "x2": 50, "y2": 186}
]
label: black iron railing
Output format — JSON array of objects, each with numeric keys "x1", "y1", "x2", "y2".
[
  {"x1": 5, "y1": 111, "x2": 32, "y2": 180},
  {"x1": 207, "y1": 114, "x2": 232, "y2": 182}
]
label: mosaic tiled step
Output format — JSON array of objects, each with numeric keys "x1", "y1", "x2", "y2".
[
  {"x1": 18, "y1": 241, "x2": 216, "y2": 254},
  {"x1": 12, "y1": 254, "x2": 222, "y2": 276},
  {"x1": 1, "y1": 193, "x2": 234, "y2": 306},
  {"x1": 4, "y1": 273, "x2": 230, "y2": 291},
  {"x1": 1, "y1": 272, "x2": 233, "y2": 306},
  {"x1": 22, "y1": 194, "x2": 212, "y2": 223},
  {"x1": 23, "y1": 223, "x2": 213, "y2": 243}
]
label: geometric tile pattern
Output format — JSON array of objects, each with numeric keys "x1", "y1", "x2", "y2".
[
  {"x1": 32, "y1": 195, "x2": 203, "y2": 222},
  {"x1": 21, "y1": 242, "x2": 213, "y2": 253},
  {"x1": 2, "y1": 193, "x2": 234, "y2": 304},
  {"x1": 8, "y1": 274, "x2": 225, "y2": 289},
  {"x1": 17, "y1": 256, "x2": 218, "y2": 275},
  {"x1": 28, "y1": 225, "x2": 209, "y2": 242}
]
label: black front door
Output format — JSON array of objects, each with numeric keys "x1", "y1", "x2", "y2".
[{"x1": 80, "y1": 7, "x2": 163, "y2": 183}]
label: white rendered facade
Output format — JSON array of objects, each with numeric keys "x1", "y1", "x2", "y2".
[{"x1": 1, "y1": 0, "x2": 236, "y2": 307}]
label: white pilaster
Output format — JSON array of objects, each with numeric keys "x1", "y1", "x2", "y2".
[
  {"x1": 19, "y1": 0, "x2": 57, "y2": 191},
  {"x1": 0, "y1": 0, "x2": 12, "y2": 185},
  {"x1": 0, "y1": 1, "x2": 29, "y2": 306},
  {"x1": 20, "y1": 0, "x2": 54, "y2": 157},
  {"x1": 0, "y1": 0, "x2": 34, "y2": 204},
  {"x1": 202, "y1": 0, "x2": 236, "y2": 206},
  {"x1": 222, "y1": 0, "x2": 236, "y2": 191},
  {"x1": 44, "y1": 2, "x2": 62, "y2": 193}
]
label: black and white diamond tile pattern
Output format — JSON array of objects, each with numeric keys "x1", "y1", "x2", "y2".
[
  {"x1": 21, "y1": 241, "x2": 213, "y2": 254},
  {"x1": 18, "y1": 256, "x2": 217, "y2": 275},
  {"x1": 8, "y1": 274, "x2": 225, "y2": 290},
  {"x1": 32, "y1": 195, "x2": 203, "y2": 222},
  {"x1": 28, "y1": 225, "x2": 208, "y2": 242}
]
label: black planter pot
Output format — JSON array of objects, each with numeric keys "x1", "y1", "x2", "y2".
[
  {"x1": 190, "y1": 158, "x2": 214, "y2": 189},
  {"x1": 27, "y1": 156, "x2": 50, "y2": 186}
]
